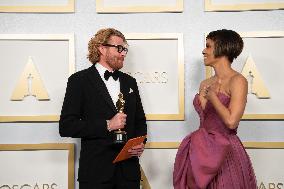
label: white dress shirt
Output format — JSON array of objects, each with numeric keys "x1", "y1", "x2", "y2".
[{"x1": 95, "y1": 63, "x2": 120, "y2": 105}]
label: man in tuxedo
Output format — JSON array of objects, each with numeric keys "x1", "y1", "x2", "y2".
[{"x1": 59, "y1": 28, "x2": 147, "y2": 189}]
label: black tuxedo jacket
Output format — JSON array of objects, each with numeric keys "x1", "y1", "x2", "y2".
[{"x1": 59, "y1": 64, "x2": 147, "y2": 183}]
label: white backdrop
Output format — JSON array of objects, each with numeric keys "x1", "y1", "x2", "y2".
[
  {"x1": 0, "y1": 150, "x2": 68, "y2": 188},
  {"x1": 0, "y1": 0, "x2": 284, "y2": 188}
]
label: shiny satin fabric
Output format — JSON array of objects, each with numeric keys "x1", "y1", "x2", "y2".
[{"x1": 173, "y1": 93, "x2": 257, "y2": 189}]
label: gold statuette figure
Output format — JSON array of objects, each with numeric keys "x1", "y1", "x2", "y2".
[{"x1": 113, "y1": 92, "x2": 127, "y2": 144}]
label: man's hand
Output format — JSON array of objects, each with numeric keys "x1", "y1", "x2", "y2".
[
  {"x1": 128, "y1": 143, "x2": 145, "y2": 157},
  {"x1": 108, "y1": 113, "x2": 127, "y2": 131}
]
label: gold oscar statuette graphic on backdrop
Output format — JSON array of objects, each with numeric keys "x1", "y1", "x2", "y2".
[
  {"x1": 241, "y1": 55, "x2": 270, "y2": 98},
  {"x1": 10, "y1": 56, "x2": 50, "y2": 101},
  {"x1": 113, "y1": 92, "x2": 127, "y2": 144}
]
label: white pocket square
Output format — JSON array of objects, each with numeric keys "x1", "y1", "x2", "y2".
[{"x1": 129, "y1": 88, "x2": 133, "y2": 93}]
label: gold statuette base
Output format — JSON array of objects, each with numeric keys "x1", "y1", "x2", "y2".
[{"x1": 113, "y1": 130, "x2": 127, "y2": 145}]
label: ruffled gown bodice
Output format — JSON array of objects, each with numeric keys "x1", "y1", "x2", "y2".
[
  {"x1": 173, "y1": 93, "x2": 257, "y2": 189},
  {"x1": 194, "y1": 93, "x2": 236, "y2": 135}
]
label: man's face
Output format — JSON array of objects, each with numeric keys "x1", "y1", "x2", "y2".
[{"x1": 104, "y1": 36, "x2": 128, "y2": 70}]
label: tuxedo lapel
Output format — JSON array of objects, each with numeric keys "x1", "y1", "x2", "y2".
[
  {"x1": 119, "y1": 72, "x2": 132, "y2": 114},
  {"x1": 87, "y1": 65, "x2": 117, "y2": 113},
  {"x1": 119, "y1": 73, "x2": 129, "y2": 100}
]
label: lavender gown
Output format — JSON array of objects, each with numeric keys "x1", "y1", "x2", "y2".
[{"x1": 173, "y1": 93, "x2": 257, "y2": 189}]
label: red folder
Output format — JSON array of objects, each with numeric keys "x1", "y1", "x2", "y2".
[{"x1": 113, "y1": 135, "x2": 146, "y2": 163}]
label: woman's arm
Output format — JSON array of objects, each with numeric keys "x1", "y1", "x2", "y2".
[{"x1": 206, "y1": 75, "x2": 248, "y2": 129}]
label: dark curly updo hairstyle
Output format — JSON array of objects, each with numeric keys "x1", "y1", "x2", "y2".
[
  {"x1": 206, "y1": 29, "x2": 243, "y2": 63},
  {"x1": 87, "y1": 28, "x2": 127, "y2": 64}
]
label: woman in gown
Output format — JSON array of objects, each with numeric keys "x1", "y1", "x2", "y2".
[{"x1": 173, "y1": 29, "x2": 257, "y2": 189}]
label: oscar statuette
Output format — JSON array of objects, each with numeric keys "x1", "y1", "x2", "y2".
[{"x1": 113, "y1": 92, "x2": 127, "y2": 144}]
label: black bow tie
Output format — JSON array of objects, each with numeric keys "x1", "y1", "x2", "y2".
[{"x1": 104, "y1": 70, "x2": 119, "y2": 81}]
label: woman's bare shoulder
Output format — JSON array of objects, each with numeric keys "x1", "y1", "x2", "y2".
[
  {"x1": 230, "y1": 73, "x2": 248, "y2": 94},
  {"x1": 200, "y1": 76, "x2": 215, "y2": 87},
  {"x1": 230, "y1": 73, "x2": 247, "y2": 84}
]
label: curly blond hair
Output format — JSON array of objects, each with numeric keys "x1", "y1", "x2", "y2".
[{"x1": 87, "y1": 28, "x2": 127, "y2": 64}]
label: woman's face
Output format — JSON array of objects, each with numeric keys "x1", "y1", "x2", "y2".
[{"x1": 202, "y1": 39, "x2": 218, "y2": 66}]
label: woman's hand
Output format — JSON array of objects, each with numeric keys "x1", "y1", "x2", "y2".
[{"x1": 203, "y1": 79, "x2": 221, "y2": 101}]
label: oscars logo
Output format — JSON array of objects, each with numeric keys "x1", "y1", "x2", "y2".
[
  {"x1": 10, "y1": 56, "x2": 49, "y2": 101},
  {"x1": 241, "y1": 55, "x2": 270, "y2": 98}
]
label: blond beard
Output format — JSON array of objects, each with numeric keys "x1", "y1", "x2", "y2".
[{"x1": 106, "y1": 56, "x2": 123, "y2": 70}]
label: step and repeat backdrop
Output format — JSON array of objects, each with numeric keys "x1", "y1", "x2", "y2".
[
  {"x1": 0, "y1": 144, "x2": 74, "y2": 189},
  {"x1": 0, "y1": 0, "x2": 284, "y2": 189}
]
